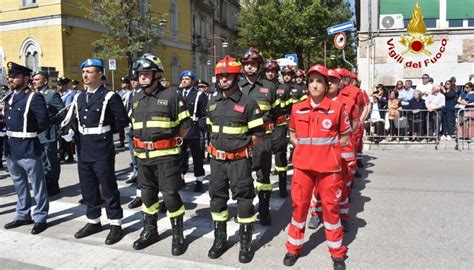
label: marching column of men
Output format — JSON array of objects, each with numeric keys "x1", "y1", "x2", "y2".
[{"x1": 1, "y1": 51, "x2": 373, "y2": 269}]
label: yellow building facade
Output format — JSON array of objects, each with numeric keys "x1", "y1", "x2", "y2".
[{"x1": 0, "y1": 0, "x2": 193, "y2": 87}]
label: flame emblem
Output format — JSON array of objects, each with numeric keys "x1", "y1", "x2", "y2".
[{"x1": 399, "y1": 1, "x2": 434, "y2": 56}]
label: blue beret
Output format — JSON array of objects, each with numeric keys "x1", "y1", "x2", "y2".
[
  {"x1": 80, "y1": 58, "x2": 104, "y2": 70},
  {"x1": 179, "y1": 70, "x2": 196, "y2": 80}
]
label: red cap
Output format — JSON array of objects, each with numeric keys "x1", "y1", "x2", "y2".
[
  {"x1": 327, "y1": 69, "x2": 341, "y2": 80},
  {"x1": 350, "y1": 73, "x2": 358, "y2": 79},
  {"x1": 306, "y1": 64, "x2": 328, "y2": 78},
  {"x1": 215, "y1": 56, "x2": 242, "y2": 75},
  {"x1": 335, "y1": 68, "x2": 351, "y2": 77}
]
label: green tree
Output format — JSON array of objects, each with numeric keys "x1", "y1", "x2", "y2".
[
  {"x1": 237, "y1": 0, "x2": 356, "y2": 70},
  {"x1": 85, "y1": 0, "x2": 165, "y2": 75}
]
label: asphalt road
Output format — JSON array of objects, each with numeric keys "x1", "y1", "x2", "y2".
[{"x1": 0, "y1": 145, "x2": 472, "y2": 269}]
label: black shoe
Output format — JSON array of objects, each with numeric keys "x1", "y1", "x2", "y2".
[
  {"x1": 74, "y1": 223, "x2": 102, "y2": 239},
  {"x1": 47, "y1": 185, "x2": 61, "y2": 197},
  {"x1": 208, "y1": 221, "x2": 227, "y2": 259},
  {"x1": 4, "y1": 219, "x2": 33, "y2": 229},
  {"x1": 105, "y1": 225, "x2": 123, "y2": 245},
  {"x1": 357, "y1": 159, "x2": 364, "y2": 168},
  {"x1": 238, "y1": 223, "x2": 254, "y2": 263},
  {"x1": 194, "y1": 181, "x2": 203, "y2": 192},
  {"x1": 31, "y1": 223, "x2": 47, "y2": 235},
  {"x1": 171, "y1": 215, "x2": 186, "y2": 256},
  {"x1": 133, "y1": 213, "x2": 160, "y2": 250},
  {"x1": 78, "y1": 198, "x2": 84, "y2": 204},
  {"x1": 332, "y1": 257, "x2": 346, "y2": 270},
  {"x1": 125, "y1": 176, "x2": 137, "y2": 184},
  {"x1": 128, "y1": 197, "x2": 142, "y2": 209},
  {"x1": 283, "y1": 253, "x2": 299, "y2": 266}
]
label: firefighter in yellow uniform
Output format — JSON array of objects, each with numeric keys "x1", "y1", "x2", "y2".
[
  {"x1": 130, "y1": 53, "x2": 192, "y2": 256},
  {"x1": 206, "y1": 56, "x2": 265, "y2": 263}
]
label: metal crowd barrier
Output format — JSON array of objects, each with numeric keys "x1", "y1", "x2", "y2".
[
  {"x1": 455, "y1": 108, "x2": 474, "y2": 151},
  {"x1": 364, "y1": 109, "x2": 440, "y2": 148}
]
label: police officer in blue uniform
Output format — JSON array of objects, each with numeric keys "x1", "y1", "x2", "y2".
[
  {"x1": 32, "y1": 71, "x2": 66, "y2": 196},
  {"x1": 61, "y1": 58, "x2": 129, "y2": 245},
  {"x1": 178, "y1": 70, "x2": 207, "y2": 192},
  {"x1": 3, "y1": 62, "x2": 50, "y2": 235}
]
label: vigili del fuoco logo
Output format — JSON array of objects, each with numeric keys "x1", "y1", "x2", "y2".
[{"x1": 386, "y1": 1, "x2": 447, "y2": 68}]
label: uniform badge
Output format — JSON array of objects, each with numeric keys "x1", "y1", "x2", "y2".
[
  {"x1": 259, "y1": 87, "x2": 269, "y2": 94},
  {"x1": 322, "y1": 119, "x2": 332, "y2": 129},
  {"x1": 132, "y1": 101, "x2": 139, "y2": 109},
  {"x1": 233, "y1": 104, "x2": 245, "y2": 113},
  {"x1": 277, "y1": 88, "x2": 285, "y2": 94},
  {"x1": 291, "y1": 88, "x2": 298, "y2": 93},
  {"x1": 157, "y1": 99, "x2": 168, "y2": 106},
  {"x1": 335, "y1": 188, "x2": 342, "y2": 199},
  {"x1": 208, "y1": 103, "x2": 217, "y2": 112}
]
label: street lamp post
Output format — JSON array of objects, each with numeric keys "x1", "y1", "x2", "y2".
[{"x1": 208, "y1": 36, "x2": 228, "y2": 89}]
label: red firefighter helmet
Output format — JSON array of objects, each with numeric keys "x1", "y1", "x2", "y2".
[
  {"x1": 327, "y1": 69, "x2": 341, "y2": 80},
  {"x1": 306, "y1": 64, "x2": 329, "y2": 78},
  {"x1": 335, "y1": 68, "x2": 351, "y2": 78},
  {"x1": 215, "y1": 56, "x2": 242, "y2": 75},
  {"x1": 263, "y1": 59, "x2": 280, "y2": 71},
  {"x1": 295, "y1": 69, "x2": 305, "y2": 78},
  {"x1": 240, "y1": 47, "x2": 264, "y2": 63}
]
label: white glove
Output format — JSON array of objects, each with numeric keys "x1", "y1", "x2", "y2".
[{"x1": 62, "y1": 129, "x2": 75, "y2": 142}]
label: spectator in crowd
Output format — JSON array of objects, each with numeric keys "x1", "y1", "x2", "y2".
[
  {"x1": 408, "y1": 90, "x2": 427, "y2": 141},
  {"x1": 394, "y1": 80, "x2": 404, "y2": 93},
  {"x1": 375, "y1": 84, "x2": 388, "y2": 99},
  {"x1": 387, "y1": 90, "x2": 402, "y2": 140},
  {"x1": 399, "y1": 80, "x2": 415, "y2": 110},
  {"x1": 458, "y1": 82, "x2": 474, "y2": 108},
  {"x1": 441, "y1": 80, "x2": 456, "y2": 140},
  {"x1": 457, "y1": 82, "x2": 474, "y2": 139},
  {"x1": 417, "y1": 74, "x2": 433, "y2": 99},
  {"x1": 365, "y1": 87, "x2": 387, "y2": 143},
  {"x1": 160, "y1": 77, "x2": 170, "y2": 89},
  {"x1": 425, "y1": 84, "x2": 445, "y2": 140},
  {"x1": 450, "y1": 77, "x2": 463, "y2": 94}
]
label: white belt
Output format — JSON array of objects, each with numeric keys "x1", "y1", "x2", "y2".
[
  {"x1": 7, "y1": 130, "x2": 38, "y2": 138},
  {"x1": 78, "y1": 125, "x2": 111, "y2": 135}
]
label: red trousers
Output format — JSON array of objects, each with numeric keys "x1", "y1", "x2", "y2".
[
  {"x1": 310, "y1": 159, "x2": 353, "y2": 220},
  {"x1": 352, "y1": 125, "x2": 364, "y2": 161},
  {"x1": 286, "y1": 168, "x2": 347, "y2": 258}
]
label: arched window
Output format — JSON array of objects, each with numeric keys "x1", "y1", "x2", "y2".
[
  {"x1": 19, "y1": 37, "x2": 41, "y2": 72},
  {"x1": 171, "y1": 55, "x2": 180, "y2": 85},
  {"x1": 170, "y1": 0, "x2": 179, "y2": 39}
]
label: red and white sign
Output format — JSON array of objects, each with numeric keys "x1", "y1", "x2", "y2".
[{"x1": 334, "y1": 32, "x2": 347, "y2": 50}]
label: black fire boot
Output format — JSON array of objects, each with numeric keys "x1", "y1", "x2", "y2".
[
  {"x1": 332, "y1": 257, "x2": 346, "y2": 270},
  {"x1": 170, "y1": 214, "x2": 186, "y2": 256},
  {"x1": 133, "y1": 213, "x2": 159, "y2": 250},
  {"x1": 258, "y1": 191, "x2": 272, "y2": 226},
  {"x1": 238, "y1": 223, "x2": 254, "y2": 263},
  {"x1": 208, "y1": 221, "x2": 228, "y2": 259},
  {"x1": 278, "y1": 172, "x2": 288, "y2": 198},
  {"x1": 128, "y1": 196, "x2": 142, "y2": 209}
]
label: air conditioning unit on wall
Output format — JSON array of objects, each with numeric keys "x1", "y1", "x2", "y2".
[{"x1": 380, "y1": 14, "x2": 404, "y2": 30}]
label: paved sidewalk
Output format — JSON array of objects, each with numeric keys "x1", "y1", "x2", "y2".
[{"x1": 0, "y1": 146, "x2": 472, "y2": 269}]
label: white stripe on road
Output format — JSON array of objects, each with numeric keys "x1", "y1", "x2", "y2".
[{"x1": 0, "y1": 230, "x2": 237, "y2": 269}]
